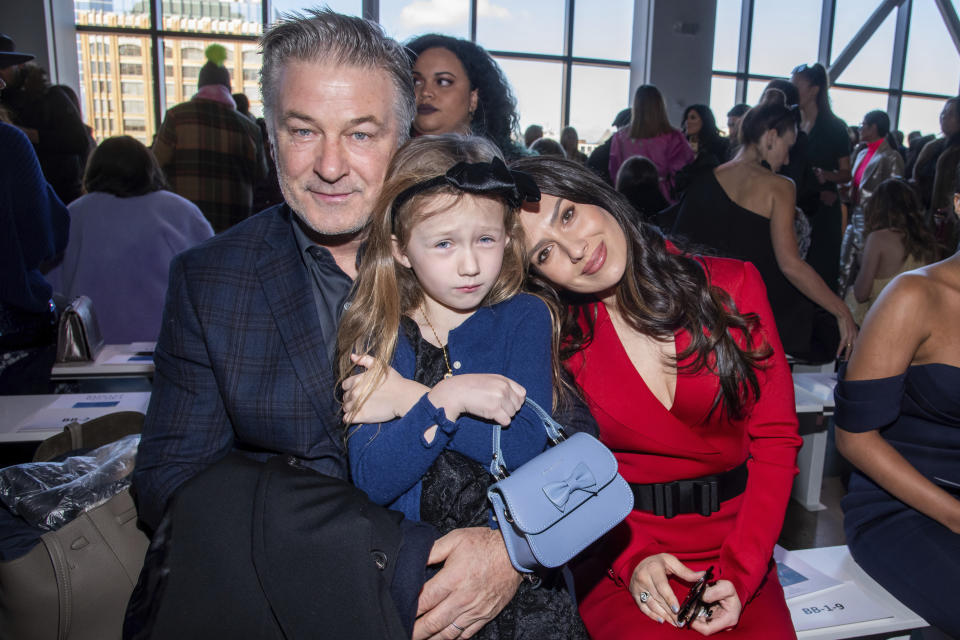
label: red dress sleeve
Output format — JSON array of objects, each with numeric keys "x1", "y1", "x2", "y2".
[{"x1": 718, "y1": 261, "x2": 802, "y2": 605}]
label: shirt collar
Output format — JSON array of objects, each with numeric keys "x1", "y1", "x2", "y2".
[{"x1": 290, "y1": 210, "x2": 366, "y2": 275}]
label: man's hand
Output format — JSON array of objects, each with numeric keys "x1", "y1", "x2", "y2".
[
  {"x1": 342, "y1": 354, "x2": 427, "y2": 423},
  {"x1": 414, "y1": 527, "x2": 521, "y2": 639},
  {"x1": 688, "y1": 580, "x2": 742, "y2": 635}
]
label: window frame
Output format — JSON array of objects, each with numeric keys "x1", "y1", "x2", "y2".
[
  {"x1": 74, "y1": 0, "x2": 630, "y2": 144},
  {"x1": 716, "y1": 0, "x2": 959, "y2": 135}
]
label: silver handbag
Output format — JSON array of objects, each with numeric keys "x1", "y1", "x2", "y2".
[{"x1": 55, "y1": 296, "x2": 104, "y2": 363}]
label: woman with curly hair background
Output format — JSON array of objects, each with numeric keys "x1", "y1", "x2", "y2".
[
  {"x1": 845, "y1": 178, "x2": 938, "y2": 324},
  {"x1": 406, "y1": 34, "x2": 524, "y2": 159}
]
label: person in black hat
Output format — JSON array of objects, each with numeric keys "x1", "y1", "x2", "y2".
[
  {"x1": 586, "y1": 107, "x2": 632, "y2": 185},
  {"x1": 0, "y1": 33, "x2": 34, "y2": 90},
  {"x1": 1, "y1": 34, "x2": 92, "y2": 204},
  {"x1": 152, "y1": 43, "x2": 267, "y2": 232}
]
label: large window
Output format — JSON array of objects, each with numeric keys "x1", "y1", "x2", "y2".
[
  {"x1": 711, "y1": 0, "x2": 960, "y2": 137},
  {"x1": 569, "y1": 64, "x2": 631, "y2": 145},
  {"x1": 380, "y1": 0, "x2": 470, "y2": 42},
  {"x1": 378, "y1": 0, "x2": 632, "y2": 147},
  {"x1": 161, "y1": 0, "x2": 263, "y2": 35},
  {"x1": 161, "y1": 37, "x2": 263, "y2": 117},
  {"x1": 270, "y1": 0, "x2": 362, "y2": 22},
  {"x1": 75, "y1": 1, "x2": 262, "y2": 143},
  {"x1": 74, "y1": 0, "x2": 630, "y2": 149},
  {"x1": 476, "y1": 1, "x2": 565, "y2": 56},
  {"x1": 497, "y1": 58, "x2": 564, "y2": 138},
  {"x1": 76, "y1": 32, "x2": 153, "y2": 143},
  {"x1": 748, "y1": 0, "x2": 822, "y2": 77}
]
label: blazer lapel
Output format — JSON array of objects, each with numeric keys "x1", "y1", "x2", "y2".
[{"x1": 257, "y1": 207, "x2": 340, "y2": 428}]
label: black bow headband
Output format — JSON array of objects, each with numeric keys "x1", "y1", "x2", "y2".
[{"x1": 391, "y1": 157, "x2": 540, "y2": 223}]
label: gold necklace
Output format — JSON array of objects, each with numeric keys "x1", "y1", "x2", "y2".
[{"x1": 421, "y1": 307, "x2": 454, "y2": 379}]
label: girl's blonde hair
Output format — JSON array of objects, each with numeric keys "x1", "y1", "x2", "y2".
[{"x1": 336, "y1": 134, "x2": 528, "y2": 419}]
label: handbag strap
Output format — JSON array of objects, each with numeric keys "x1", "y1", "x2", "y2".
[
  {"x1": 41, "y1": 532, "x2": 72, "y2": 640},
  {"x1": 488, "y1": 398, "x2": 566, "y2": 478}
]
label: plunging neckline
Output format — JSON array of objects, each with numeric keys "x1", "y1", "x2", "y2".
[{"x1": 598, "y1": 302, "x2": 680, "y2": 413}]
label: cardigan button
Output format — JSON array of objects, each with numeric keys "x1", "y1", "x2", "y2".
[
  {"x1": 371, "y1": 550, "x2": 388, "y2": 571},
  {"x1": 453, "y1": 361, "x2": 462, "y2": 369}
]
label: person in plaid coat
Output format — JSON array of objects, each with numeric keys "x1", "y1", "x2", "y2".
[{"x1": 152, "y1": 44, "x2": 267, "y2": 233}]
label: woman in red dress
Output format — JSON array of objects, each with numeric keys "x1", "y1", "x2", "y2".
[{"x1": 512, "y1": 156, "x2": 801, "y2": 637}]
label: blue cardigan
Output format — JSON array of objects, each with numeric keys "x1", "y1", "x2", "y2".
[{"x1": 349, "y1": 293, "x2": 553, "y2": 521}]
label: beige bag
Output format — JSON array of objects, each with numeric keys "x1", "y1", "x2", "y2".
[
  {"x1": 0, "y1": 488, "x2": 149, "y2": 640},
  {"x1": 55, "y1": 296, "x2": 104, "y2": 363},
  {"x1": 0, "y1": 414, "x2": 149, "y2": 640}
]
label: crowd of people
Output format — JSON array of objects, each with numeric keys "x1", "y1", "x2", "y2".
[{"x1": 1, "y1": 9, "x2": 958, "y2": 639}]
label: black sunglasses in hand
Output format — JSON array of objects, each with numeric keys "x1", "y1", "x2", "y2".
[{"x1": 676, "y1": 565, "x2": 715, "y2": 627}]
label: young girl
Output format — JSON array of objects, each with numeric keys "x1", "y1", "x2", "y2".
[
  {"x1": 337, "y1": 134, "x2": 588, "y2": 639},
  {"x1": 846, "y1": 178, "x2": 938, "y2": 324}
]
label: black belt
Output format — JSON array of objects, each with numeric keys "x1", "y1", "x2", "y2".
[{"x1": 630, "y1": 460, "x2": 749, "y2": 518}]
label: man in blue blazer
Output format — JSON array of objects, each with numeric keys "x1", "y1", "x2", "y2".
[{"x1": 132, "y1": 10, "x2": 526, "y2": 639}]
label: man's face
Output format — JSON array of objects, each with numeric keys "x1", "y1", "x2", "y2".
[
  {"x1": 272, "y1": 59, "x2": 400, "y2": 237},
  {"x1": 0, "y1": 64, "x2": 19, "y2": 91}
]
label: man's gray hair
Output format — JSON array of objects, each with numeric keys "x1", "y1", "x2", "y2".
[{"x1": 260, "y1": 8, "x2": 415, "y2": 145}]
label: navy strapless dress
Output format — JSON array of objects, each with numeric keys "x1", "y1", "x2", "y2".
[{"x1": 834, "y1": 363, "x2": 960, "y2": 635}]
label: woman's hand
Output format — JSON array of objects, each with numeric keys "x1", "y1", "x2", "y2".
[
  {"x1": 835, "y1": 306, "x2": 859, "y2": 360},
  {"x1": 688, "y1": 580, "x2": 742, "y2": 635},
  {"x1": 342, "y1": 354, "x2": 427, "y2": 423},
  {"x1": 427, "y1": 374, "x2": 526, "y2": 425},
  {"x1": 629, "y1": 553, "x2": 703, "y2": 627}
]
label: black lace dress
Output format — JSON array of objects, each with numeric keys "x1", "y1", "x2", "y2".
[{"x1": 403, "y1": 318, "x2": 589, "y2": 639}]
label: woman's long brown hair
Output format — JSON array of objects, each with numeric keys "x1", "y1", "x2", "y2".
[
  {"x1": 511, "y1": 156, "x2": 772, "y2": 419},
  {"x1": 864, "y1": 178, "x2": 939, "y2": 263}
]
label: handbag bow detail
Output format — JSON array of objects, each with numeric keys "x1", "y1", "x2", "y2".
[{"x1": 542, "y1": 462, "x2": 598, "y2": 511}]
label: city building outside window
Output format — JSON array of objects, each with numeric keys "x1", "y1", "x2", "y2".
[{"x1": 72, "y1": 1, "x2": 960, "y2": 148}]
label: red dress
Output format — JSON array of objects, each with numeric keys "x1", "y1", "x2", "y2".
[{"x1": 568, "y1": 257, "x2": 801, "y2": 638}]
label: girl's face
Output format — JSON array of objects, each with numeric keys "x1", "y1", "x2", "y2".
[
  {"x1": 684, "y1": 109, "x2": 702, "y2": 136},
  {"x1": 519, "y1": 194, "x2": 628, "y2": 300},
  {"x1": 412, "y1": 47, "x2": 478, "y2": 136},
  {"x1": 393, "y1": 193, "x2": 508, "y2": 321}
]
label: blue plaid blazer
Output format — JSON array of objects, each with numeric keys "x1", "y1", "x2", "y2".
[{"x1": 134, "y1": 204, "x2": 347, "y2": 529}]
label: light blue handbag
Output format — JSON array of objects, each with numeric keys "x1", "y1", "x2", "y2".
[{"x1": 487, "y1": 399, "x2": 634, "y2": 573}]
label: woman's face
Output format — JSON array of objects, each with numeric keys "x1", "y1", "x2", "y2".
[
  {"x1": 519, "y1": 193, "x2": 628, "y2": 299},
  {"x1": 940, "y1": 101, "x2": 960, "y2": 137},
  {"x1": 791, "y1": 74, "x2": 817, "y2": 108},
  {"x1": 412, "y1": 47, "x2": 478, "y2": 136},
  {"x1": 684, "y1": 109, "x2": 702, "y2": 137},
  {"x1": 763, "y1": 125, "x2": 797, "y2": 172}
]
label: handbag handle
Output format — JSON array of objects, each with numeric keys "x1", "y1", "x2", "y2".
[{"x1": 489, "y1": 398, "x2": 567, "y2": 479}]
